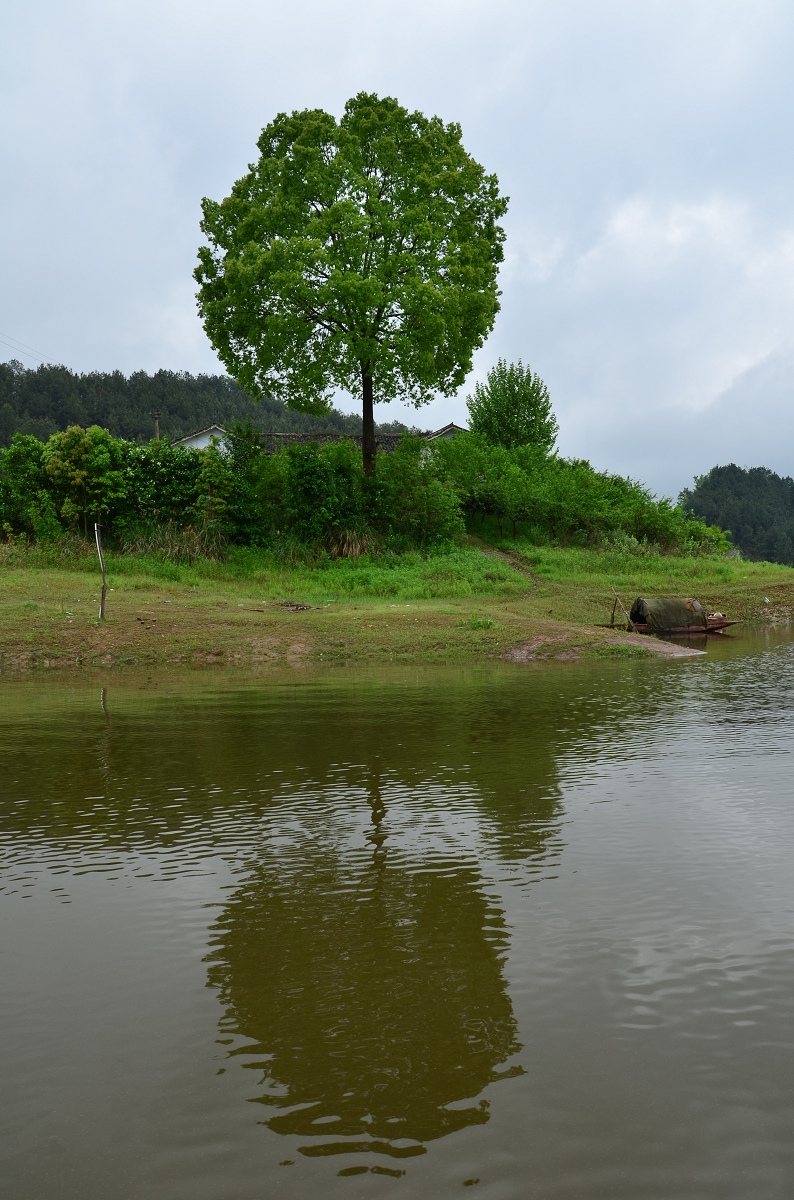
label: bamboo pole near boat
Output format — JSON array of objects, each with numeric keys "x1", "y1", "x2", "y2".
[{"x1": 611, "y1": 586, "x2": 635, "y2": 631}]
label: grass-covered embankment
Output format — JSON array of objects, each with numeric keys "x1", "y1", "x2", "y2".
[
  {"x1": 490, "y1": 538, "x2": 794, "y2": 623},
  {"x1": 1, "y1": 539, "x2": 793, "y2": 671}
]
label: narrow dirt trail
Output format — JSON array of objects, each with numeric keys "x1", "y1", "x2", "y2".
[{"x1": 463, "y1": 534, "x2": 542, "y2": 585}]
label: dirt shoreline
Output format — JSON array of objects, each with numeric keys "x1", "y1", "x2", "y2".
[{"x1": 0, "y1": 600, "x2": 708, "y2": 673}]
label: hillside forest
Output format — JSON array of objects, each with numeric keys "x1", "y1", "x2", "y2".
[
  {"x1": 681, "y1": 464, "x2": 794, "y2": 566},
  {"x1": 0, "y1": 361, "x2": 416, "y2": 447}
]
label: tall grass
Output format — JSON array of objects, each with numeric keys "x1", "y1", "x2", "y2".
[
  {"x1": 103, "y1": 546, "x2": 528, "y2": 602},
  {"x1": 502, "y1": 542, "x2": 790, "y2": 588},
  {"x1": 119, "y1": 520, "x2": 227, "y2": 564},
  {"x1": 4, "y1": 534, "x2": 788, "y2": 608}
]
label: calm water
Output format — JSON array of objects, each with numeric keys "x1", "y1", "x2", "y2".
[{"x1": 2, "y1": 629, "x2": 794, "y2": 1198}]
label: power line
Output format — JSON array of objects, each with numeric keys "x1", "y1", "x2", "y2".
[
  {"x1": 0, "y1": 338, "x2": 44, "y2": 364},
  {"x1": 0, "y1": 329, "x2": 53, "y2": 358},
  {"x1": 0, "y1": 330, "x2": 59, "y2": 365}
]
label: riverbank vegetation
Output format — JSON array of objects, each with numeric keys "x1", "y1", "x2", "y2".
[
  {"x1": 1, "y1": 538, "x2": 791, "y2": 672},
  {"x1": 0, "y1": 419, "x2": 725, "y2": 558},
  {"x1": 1, "y1": 536, "x2": 785, "y2": 612},
  {"x1": 0, "y1": 349, "x2": 753, "y2": 673}
]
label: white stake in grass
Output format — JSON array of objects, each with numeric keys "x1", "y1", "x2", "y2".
[{"x1": 94, "y1": 522, "x2": 107, "y2": 620}]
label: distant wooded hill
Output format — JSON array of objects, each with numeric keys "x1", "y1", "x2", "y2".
[
  {"x1": 0, "y1": 360, "x2": 416, "y2": 446},
  {"x1": 680, "y1": 464, "x2": 794, "y2": 565}
]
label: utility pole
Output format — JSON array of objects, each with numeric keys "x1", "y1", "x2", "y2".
[{"x1": 150, "y1": 410, "x2": 161, "y2": 440}]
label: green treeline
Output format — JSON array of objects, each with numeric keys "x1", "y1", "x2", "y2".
[
  {"x1": 0, "y1": 421, "x2": 725, "y2": 559},
  {"x1": 681, "y1": 464, "x2": 794, "y2": 565},
  {"x1": 0, "y1": 360, "x2": 415, "y2": 447}
]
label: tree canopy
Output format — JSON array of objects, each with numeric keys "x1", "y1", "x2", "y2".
[
  {"x1": 680, "y1": 463, "x2": 794, "y2": 565},
  {"x1": 195, "y1": 92, "x2": 508, "y2": 471},
  {"x1": 466, "y1": 359, "x2": 558, "y2": 452}
]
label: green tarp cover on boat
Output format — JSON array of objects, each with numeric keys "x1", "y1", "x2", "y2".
[{"x1": 629, "y1": 597, "x2": 707, "y2": 629}]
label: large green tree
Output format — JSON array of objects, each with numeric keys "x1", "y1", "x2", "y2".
[{"x1": 195, "y1": 92, "x2": 507, "y2": 472}]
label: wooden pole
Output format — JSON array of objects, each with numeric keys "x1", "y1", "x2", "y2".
[
  {"x1": 611, "y1": 586, "x2": 635, "y2": 631},
  {"x1": 610, "y1": 596, "x2": 618, "y2": 627},
  {"x1": 95, "y1": 522, "x2": 107, "y2": 620}
]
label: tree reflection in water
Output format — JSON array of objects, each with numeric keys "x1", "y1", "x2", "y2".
[{"x1": 206, "y1": 773, "x2": 523, "y2": 1159}]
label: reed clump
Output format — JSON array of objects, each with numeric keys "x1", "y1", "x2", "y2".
[{"x1": 119, "y1": 521, "x2": 227, "y2": 565}]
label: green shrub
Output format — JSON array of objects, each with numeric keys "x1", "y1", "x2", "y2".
[
  {"x1": 116, "y1": 439, "x2": 203, "y2": 530},
  {"x1": 372, "y1": 436, "x2": 464, "y2": 547},
  {"x1": 0, "y1": 434, "x2": 52, "y2": 536},
  {"x1": 42, "y1": 425, "x2": 128, "y2": 533},
  {"x1": 433, "y1": 434, "x2": 728, "y2": 553},
  {"x1": 284, "y1": 439, "x2": 367, "y2": 545}
]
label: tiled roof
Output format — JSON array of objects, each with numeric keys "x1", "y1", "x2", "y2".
[
  {"x1": 425, "y1": 422, "x2": 469, "y2": 441},
  {"x1": 173, "y1": 425, "x2": 467, "y2": 452},
  {"x1": 172, "y1": 424, "x2": 225, "y2": 445},
  {"x1": 259, "y1": 431, "x2": 404, "y2": 454}
]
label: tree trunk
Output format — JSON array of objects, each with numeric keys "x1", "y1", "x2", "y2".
[{"x1": 362, "y1": 370, "x2": 376, "y2": 476}]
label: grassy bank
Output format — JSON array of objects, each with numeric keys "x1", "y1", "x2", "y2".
[
  {"x1": 1, "y1": 540, "x2": 792, "y2": 671},
  {"x1": 490, "y1": 538, "x2": 794, "y2": 622}
]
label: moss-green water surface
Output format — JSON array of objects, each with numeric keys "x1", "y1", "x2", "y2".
[{"x1": 2, "y1": 630, "x2": 794, "y2": 1197}]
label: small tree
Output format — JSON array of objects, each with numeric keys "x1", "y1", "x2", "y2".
[
  {"x1": 195, "y1": 93, "x2": 507, "y2": 474},
  {"x1": 42, "y1": 425, "x2": 127, "y2": 534},
  {"x1": 466, "y1": 359, "x2": 558, "y2": 452}
]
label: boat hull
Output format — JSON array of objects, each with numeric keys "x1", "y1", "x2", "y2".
[{"x1": 630, "y1": 619, "x2": 737, "y2": 635}]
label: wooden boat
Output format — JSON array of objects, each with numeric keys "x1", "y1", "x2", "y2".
[{"x1": 605, "y1": 594, "x2": 738, "y2": 636}]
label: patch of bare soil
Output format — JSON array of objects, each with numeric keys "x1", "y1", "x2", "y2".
[
  {"x1": 610, "y1": 634, "x2": 705, "y2": 658},
  {"x1": 286, "y1": 641, "x2": 311, "y2": 664},
  {"x1": 503, "y1": 630, "x2": 706, "y2": 663},
  {"x1": 503, "y1": 637, "x2": 552, "y2": 661}
]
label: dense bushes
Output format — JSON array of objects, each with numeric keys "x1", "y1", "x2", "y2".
[
  {"x1": 0, "y1": 429, "x2": 204, "y2": 543},
  {"x1": 219, "y1": 432, "x2": 463, "y2": 552},
  {"x1": 434, "y1": 434, "x2": 726, "y2": 552},
  {"x1": 0, "y1": 425, "x2": 461, "y2": 555},
  {"x1": 0, "y1": 422, "x2": 725, "y2": 558}
]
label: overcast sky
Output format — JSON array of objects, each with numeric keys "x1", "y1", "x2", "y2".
[{"x1": 2, "y1": 0, "x2": 793, "y2": 496}]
